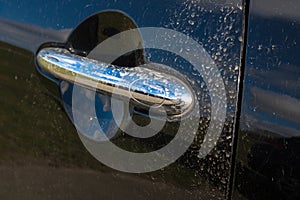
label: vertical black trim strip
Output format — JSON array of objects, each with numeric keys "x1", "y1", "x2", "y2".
[{"x1": 227, "y1": 0, "x2": 250, "y2": 199}]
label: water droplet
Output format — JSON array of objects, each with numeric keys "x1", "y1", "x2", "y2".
[
  {"x1": 188, "y1": 20, "x2": 195, "y2": 25},
  {"x1": 237, "y1": 3, "x2": 243, "y2": 10},
  {"x1": 238, "y1": 36, "x2": 243, "y2": 42}
]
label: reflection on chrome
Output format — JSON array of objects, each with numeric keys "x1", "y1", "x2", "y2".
[{"x1": 37, "y1": 47, "x2": 195, "y2": 121}]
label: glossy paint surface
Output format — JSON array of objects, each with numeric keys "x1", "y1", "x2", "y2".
[
  {"x1": 233, "y1": 0, "x2": 300, "y2": 199},
  {"x1": 0, "y1": 0, "x2": 245, "y2": 199}
]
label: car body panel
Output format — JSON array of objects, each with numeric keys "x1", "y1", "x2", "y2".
[{"x1": 233, "y1": 0, "x2": 300, "y2": 199}]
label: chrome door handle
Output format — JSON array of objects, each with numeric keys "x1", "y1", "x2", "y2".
[{"x1": 37, "y1": 47, "x2": 195, "y2": 121}]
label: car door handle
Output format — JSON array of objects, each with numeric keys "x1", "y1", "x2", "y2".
[{"x1": 37, "y1": 47, "x2": 195, "y2": 121}]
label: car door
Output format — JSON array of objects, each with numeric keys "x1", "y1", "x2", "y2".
[{"x1": 0, "y1": 0, "x2": 245, "y2": 199}]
